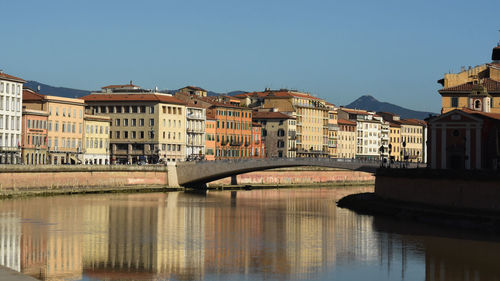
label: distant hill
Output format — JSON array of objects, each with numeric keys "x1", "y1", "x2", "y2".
[
  {"x1": 346, "y1": 95, "x2": 436, "y2": 120},
  {"x1": 25, "y1": 81, "x2": 91, "y2": 98},
  {"x1": 207, "y1": 90, "x2": 247, "y2": 96}
]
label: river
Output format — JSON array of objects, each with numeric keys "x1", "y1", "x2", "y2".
[{"x1": 0, "y1": 186, "x2": 499, "y2": 281}]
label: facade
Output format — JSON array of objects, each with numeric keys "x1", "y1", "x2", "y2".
[
  {"x1": 327, "y1": 104, "x2": 338, "y2": 158},
  {"x1": 205, "y1": 116, "x2": 216, "y2": 161},
  {"x1": 185, "y1": 106, "x2": 206, "y2": 161},
  {"x1": 175, "y1": 91, "x2": 254, "y2": 160},
  {"x1": 23, "y1": 89, "x2": 85, "y2": 165},
  {"x1": 400, "y1": 119, "x2": 426, "y2": 163},
  {"x1": 427, "y1": 108, "x2": 500, "y2": 170},
  {"x1": 178, "y1": 86, "x2": 207, "y2": 97},
  {"x1": 438, "y1": 44, "x2": 500, "y2": 114},
  {"x1": 338, "y1": 108, "x2": 381, "y2": 160},
  {"x1": 21, "y1": 108, "x2": 48, "y2": 165},
  {"x1": 252, "y1": 111, "x2": 296, "y2": 158},
  {"x1": 82, "y1": 85, "x2": 187, "y2": 164},
  {"x1": 251, "y1": 123, "x2": 265, "y2": 158},
  {"x1": 0, "y1": 72, "x2": 25, "y2": 164},
  {"x1": 388, "y1": 122, "x2": 401, "y2": 161},
  {"x1": 337, "y1": 119, "x2": 356, "y2": 159},
  {"x1": 235, "y1": 89, "x2": 329, "y2": 158},
  {"x1": 83, "y1": 115, "x2": 111, "y2": 165}
]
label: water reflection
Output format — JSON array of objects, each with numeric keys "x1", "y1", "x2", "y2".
[{"x1": 0, "y1": 187, "x2": 498, "y2": 280}]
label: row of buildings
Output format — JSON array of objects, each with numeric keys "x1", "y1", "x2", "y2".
[{"x1": 0, "y1": 71, "x2": 428, "y2": 165}]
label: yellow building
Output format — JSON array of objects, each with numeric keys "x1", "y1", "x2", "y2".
[
  {"x1": 81, "y1": 84, "x2": 187, "y2": 164},
  {"x1": 23, "y1": 90, "x2": 85, "y2": 164},
  {"x1": 84, "y1": 115, "x2": 111, "y2": 164},
  {"x1": 327, "y1": 103, "x2": 338, "y2": 158},
  {"x1": 400, "y1": 119, "x2": 426, "y2": 163},
  {"x1": 438, "y1": 44, "x2": 500, "y2": 114},
  {"x1": 235, "y1": 89, "x2": 329, "y2": 158},
  {"x1": 388, "y1": 122, "x2": 401, "y2": 161},
  {"x1": 337, "y1": 119, "x2": 356, "y2": 158}
]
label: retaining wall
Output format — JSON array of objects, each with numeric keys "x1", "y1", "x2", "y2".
[
  {"x1": 375, "y1": 169, "x2": 500, "y2": 212},
  {"x1": 0, "y1": 165, "x2": 170, "y2": 190},
  {"x1": 209, "y1": 169, "x2": 374, "y2": 186}
]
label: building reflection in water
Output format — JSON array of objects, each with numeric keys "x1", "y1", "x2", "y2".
[{"x1": 0, "y1": 187, "x2": 498, "y2": 280}]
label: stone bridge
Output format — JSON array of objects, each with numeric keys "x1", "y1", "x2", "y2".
[{"x1": 172, "y1": 158, "x2": 382, "y2": 188}]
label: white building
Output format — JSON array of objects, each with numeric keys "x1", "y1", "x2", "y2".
[
  {"x1": 0, "y1": 72, "x2": 25, "y2": 164},
  {"x1": 185, "y1": 106, "x2": 205, "y2": 160},
  {"x1": 338, "y1": 108, "x2": 382, "y2": 161}
]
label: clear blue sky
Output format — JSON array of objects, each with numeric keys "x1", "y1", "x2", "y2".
[{"x1": 2, "y1": 0, "x2": 500, "y2": 113}]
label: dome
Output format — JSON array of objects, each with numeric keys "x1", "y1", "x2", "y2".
[{"x1": 492, "y1": 45, "x2": 500, "y2": 62}]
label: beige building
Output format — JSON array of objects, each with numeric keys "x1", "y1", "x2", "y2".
[
  {"x1": 438, "y1": 44, "x2": 500, "y2": 114},
  {"x1": 327, "y1": 104, "x2": 338, "y2": 158},
  {"x1": 338, "y1": 108, "x2": 382, "y2": 160},
  {"x1": 253, "y1": 110, "x2": 296, "y2": 158},
  {"x1": 337, "y1": 119, "x2": 356, "y2": 159},
  {"x1": 185, "y1": 105, "x2": 206, "y2": 160},
  {"x1": 388, "y1": 122, "x2": 401, "y2": 161},
  {"x1": 235, "y1": 89, "x2": 329, "y2": 158},
  {"x1": 400, "y1": 119, "x2": 426, "y2": 163},
  {"x1": 84, "y1": 115, "x2": 111, "y2": 165},
  {"x1": 23, "y1": 90, "x2": 85, "y2": 164},
  {"x1": 178, "y1": 86, "x2": 208, "y2": 97},
  {"x1": 82, "y1": 84, "x2": 187, "y2": 164}
]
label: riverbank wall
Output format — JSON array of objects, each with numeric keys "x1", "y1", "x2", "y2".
[
  {"x1": 375, "y1": 169, "x2": 500, "y2": 212},
  {"x1": 0, "y1": 165, "x2": 374, "y2": 197},
  {"x1": 209, "y1": 168, "x2": 374, "y2": 186}
]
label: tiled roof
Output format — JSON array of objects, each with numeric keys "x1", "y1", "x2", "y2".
[
  {"x1": 23, "y1": 88, "x2": 45, "y2": 101},
  {"x1": 235, "y1": 90, "x2": 323, "y2": 101},
  {"x1": 80, "y1": 94, "x2": 187, "y2": 105},
  {"x1": 400, "y1": 118, "x2": 426, "y2": 126},
  {"x1": 339, "y1": 108, "x2": 371, "y2": 115},
  {"x1": 439, "y1": 78, "x2": 500, "y2": 93},
  {"x1": 0, "y1": 72, "x2": 26, "y2": 83},
  {"x1": 181, "y1": 86, "x2": 207, "y2": 92},
  {"x1": 460, "y1": 108, "x2": 500, "y2": 121},
  {"x1": 252, "y1": 111, "x2": 295, "y2": 119},
  {"x1": 252, "y1": 122, "x2": 262, "y2": 127},
  {"x1": 337, "y1": 119, "x2": 356, "y2": 126},
  {"x1": 102, "y1": 83, "x2": 139, "y2": 89},
  {"x1": 388, "y1": 121, "x2": 401, "y2": 128}
]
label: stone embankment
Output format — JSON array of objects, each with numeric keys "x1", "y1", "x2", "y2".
[
  {"x1": 338, "y1": 168, "x2": 500, "y2": 231},
  {"x1": 0, "y1": 165, "x2": 374, "y2": 198}
]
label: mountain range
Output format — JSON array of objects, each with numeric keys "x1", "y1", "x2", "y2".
[
  {"x1": 345, "y1": 95, "x2": 436, "y2": 120},
  {"x1": 24, "y1": 80, "x2": 435, "y2": 119}
]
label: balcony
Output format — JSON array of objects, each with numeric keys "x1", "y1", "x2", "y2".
[{"x1": 220, "y1": 139, "x2": 228, "y2": 146}]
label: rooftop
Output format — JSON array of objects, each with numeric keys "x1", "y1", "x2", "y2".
[
  {"x1": 0, "y1": 72, "x2": 25, "y2": 83},
  {"x1": 80, "y1": 94, "x2": 187, "y2": 105},
  {"x1": 439, "y1": 78, "x2": 500, "y2": 93}
]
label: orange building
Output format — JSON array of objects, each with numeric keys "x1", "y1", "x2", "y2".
[
  {"x1": 21, "y1": 108, "x2": 48, "y2": 164},
  {"x1": 251, "y1": 122, "x2": 265, "y2": 158},
  {"x1": 23, "y1": 88, "x2": 85, "y2": 164},
  {"x1": 205, "y1": 114, "x2": 216, "y2": 161}
]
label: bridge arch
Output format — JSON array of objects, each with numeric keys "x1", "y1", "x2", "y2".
[{"x1": 175, "y1": 158, "x2": 379, "y2": 188}]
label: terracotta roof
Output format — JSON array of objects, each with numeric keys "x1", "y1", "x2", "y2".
[
  {"x1": 337, "y1": 119, "x2": 356, "y2": 126},
  {"x1": 252, "y1": 111, "x2": 295, "y2": 120},
  {"x1": 235, "y1": 90, "x2": 323, "y2": 101},
  {"x1": 80, "y1": 94, "x2": 187, "y2": 105},
  {"x1": 339, "y1": 108, "x2": 371, "y2": 115},
  {"x1": 0, "y1": 72, "x2": 26, "y2": 83},
  {"x1": 102, "y1": 83, "x2": 139, "y2": 89},
  {"x1": 460, "y1": 108, "x2": 500, "y2": 121},
  {"x1": 400, "y1": 118, "x2": 426, "y2": 126},
  {"x1": 439, "y1": 78, "x2": 500, "y2": 93},
  {"x1": 23, "y1": 88, "x2": 45, "y2": 101},
  {"x1": 181, "y1": 85, "x2": 207, "y2": 92},
  {"x1": 252, "y1": 122, "x2": 262, "y2": 127},
  {"x1": 388, "y1": 121, "x2": 401, "y2": 128}
]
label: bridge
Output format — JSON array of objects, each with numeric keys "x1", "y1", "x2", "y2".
[{"x1": 172, "y1": 158, "x2": 383, "y2": 188}]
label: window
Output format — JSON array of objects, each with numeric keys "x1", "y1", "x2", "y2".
[
  {"x1": 139, "y1": 119, "x2": 144, "y2": 126},
  {"x1": 123, "y1": 119, "x2": 129, "y2": 126},
  {"x1": 451, "y1": 97, "x2": 458, "y2": 108},
  {"x1": 115, "y1": 119, "x2": 121, "y2": 126},
  {"x1": 131, "y1": 119, "x2": 137, "y2": 126},
  {"x1": 149, "y1": 119, "x2": 154, "y2": 126}
]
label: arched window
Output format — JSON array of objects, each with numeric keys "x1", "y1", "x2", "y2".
[
  {"x1": 277, "y1": 129, "x2": 285, "y2": 137},
  {"x1": 475, "y1": 100, "x2": 481, "y2": 110}
]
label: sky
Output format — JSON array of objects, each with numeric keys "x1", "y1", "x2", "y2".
[{"x1": 2, "y1": 0, "x2": 500, "y2": 113}]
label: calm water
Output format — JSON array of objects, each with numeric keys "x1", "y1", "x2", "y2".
[{"x1": 0, "y1": 187, "x2": 499, "y2": 281}]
